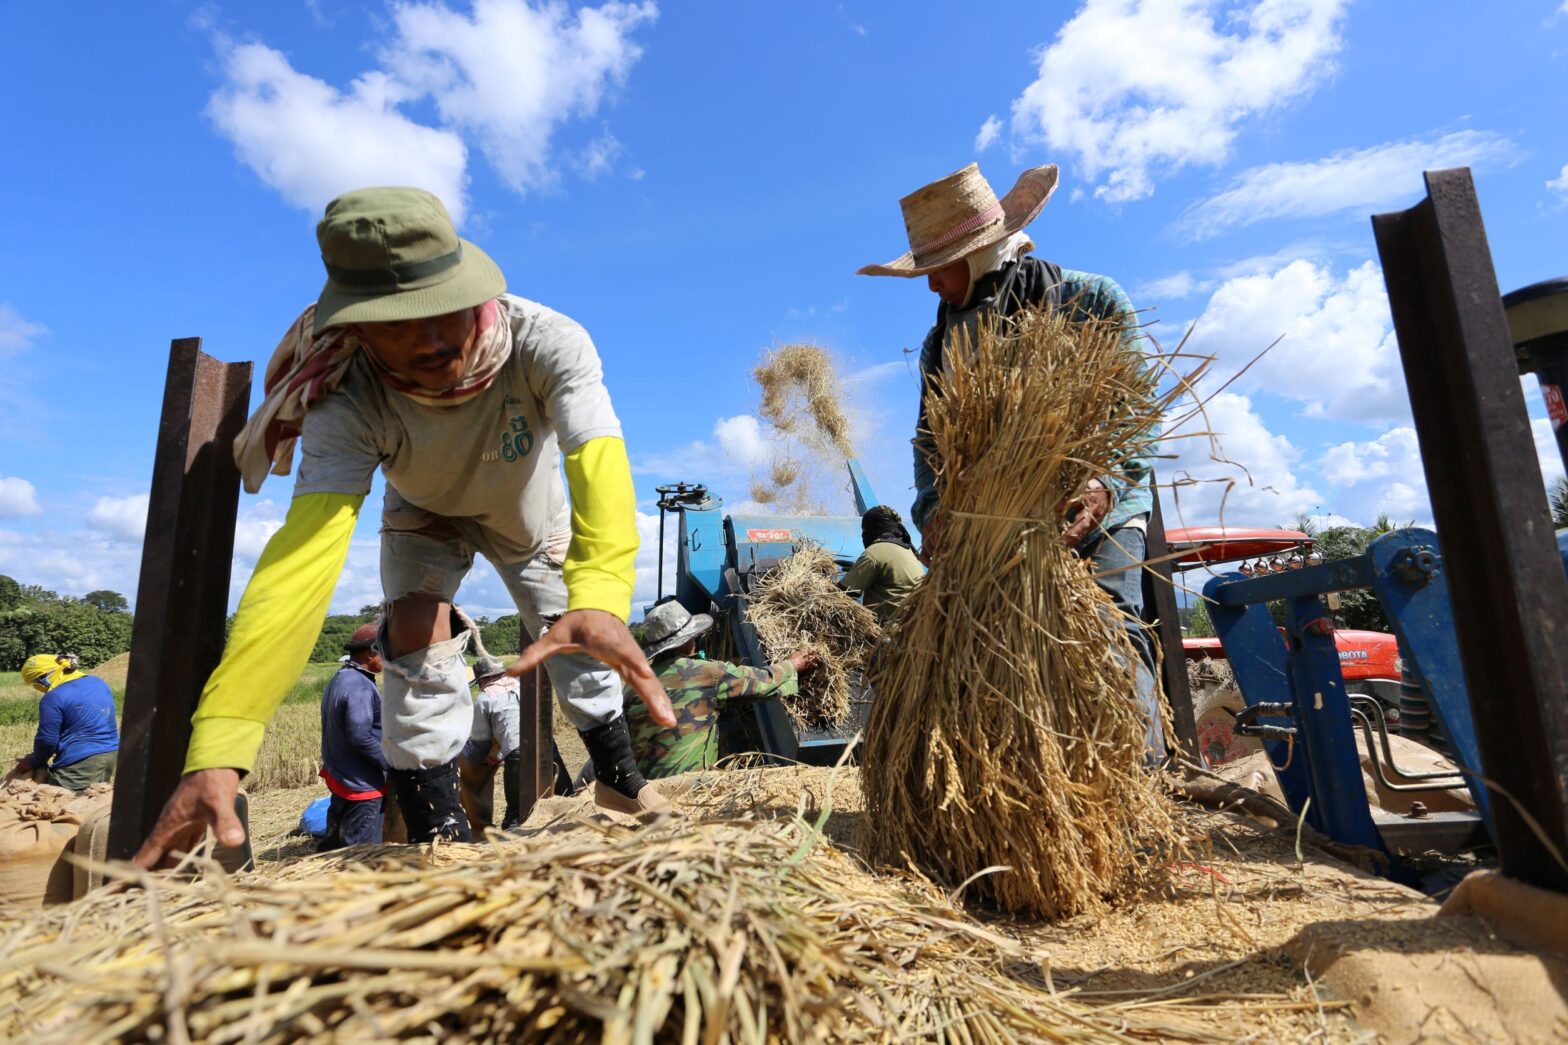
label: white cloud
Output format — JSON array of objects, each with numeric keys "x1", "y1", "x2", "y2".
[
  {"x1": 381, "y1": 0, "x2": 656, "y2": 193},
  {"x1": 0, "y1": 528, "x2": 143, "y2": 603},
  {"x1": 85, "y1": 494, "x2": 150, "y2": 542},
  {"x1": 0, "y1": 476, "x2": 41, "y2": 518},
  {"x1": 1011, "y1": 0, "x2": 1348, "y2": 202},
  {"x1": 1184, "y1": 258, "x2": 1408, "y2": 424},
  {"x1": 975, "y1": 114, "x2": 1002, "y2": 152},
  {"x1": 1548, "y1": 164, "x2": 1568, "y2": 201},
  {"x1": 231, "y1": 499, "x2": 287, "y2": 562},
  {"x1": 1315, "y1": 426, "x2": 1433, "y2": 524},
  {"x1": 0, "y1": 303, "x2": 46, "y2": 355},
  {"x1": 1319, "y1": 426, "x2": 1418, "y2": 486},
  {"x1": 579, "y1": 130, "x2": 622, "y2": 178},
  {"x1": 835, "y1": 4, "x2": 867, "y2": 36},
  {"x1": 208, "y1": 40, "x2": 472, "y2": 221},
  {"x1": 1160, "y1": 390, "x2": 1325, "y2": 528},
  {"x1": 1178, "y1": 130, "x2": 1519, "y2": 239},
  {"x1": 1534, "y1": 417, "x2": 1566, "y2": 484},
  {"x1": 1138, "y1": 270, "x2": 1204, "y2": 300},
  {"x1": 207, "y1": 0, "x2": 657, "y2": 219}
]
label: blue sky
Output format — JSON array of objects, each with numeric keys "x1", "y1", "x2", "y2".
[{"x1": 2, "y1": 0, "x2": 1566, "y2": 618}]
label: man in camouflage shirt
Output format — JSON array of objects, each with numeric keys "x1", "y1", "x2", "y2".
[{"x1": 622, "y1": 601, "x2": 817, "y2": 779}]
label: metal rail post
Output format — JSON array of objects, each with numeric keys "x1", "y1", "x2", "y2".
[
  {"x1": 512, "y1": 623, "x2": 553, "y2": 821},
  {"x1": 1144, "y1": 486, "x2": 1200, "y2": 758},
  {"x1": 107, "y1": 340, "x2": 252, "y2": 860},
  {"x1": 1373, "y1": 167, "x2": 1568, "y2": 892}
]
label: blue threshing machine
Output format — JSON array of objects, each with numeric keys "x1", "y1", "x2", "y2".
[{"x1": 651, "y1": 460, "x2": 881, "y2": 767}]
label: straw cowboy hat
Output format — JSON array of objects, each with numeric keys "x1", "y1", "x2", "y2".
[
  {"x1": 857, "y1": 163, "x2": 1058, "y2": 278},
  {"x1": 313, "y1": 186, "x2": 507, "y2": 334},
  {"x1": 641, "y1": 600, "x2": 714, "y2": 659}
]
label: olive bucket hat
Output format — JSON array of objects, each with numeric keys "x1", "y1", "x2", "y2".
[{"x1": 312, "y1": 187, "x2": 507, "y2": 335}]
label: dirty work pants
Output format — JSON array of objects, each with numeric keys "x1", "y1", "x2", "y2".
[
  {"x1": 47, "y1": 750, "x2": 115, "y2": 792},
  {"x1": 317, "y1": 795, "x2": 383, "y2": 850},
  {"x1": 1075, "y1": 519, "x2": 1167, "y2": 762},
  {"x1": 376, "y1": 524, "x2": 624, "y2": 772}
]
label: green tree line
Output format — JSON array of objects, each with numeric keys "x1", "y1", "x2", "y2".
[{"x1": 0, "y1": 575, "x2": 134, "y2": 670}]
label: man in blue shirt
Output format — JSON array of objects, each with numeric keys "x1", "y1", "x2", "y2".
[
  {"x1": 16, "y1": 654, "x2": 119, "y2": 792},
  {"x1": 318, "y1": 622, "x2": 388, "y2": 849},
  {"x1": 858, "y1": 162, "x2": 1164, "y2": 759}
]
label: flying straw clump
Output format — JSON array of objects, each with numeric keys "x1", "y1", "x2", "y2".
[
  {"x1": 746, "y1": 544, "x2": 881, "y2": 728},
  {"x1": 753, "y1": 344, "x2": 854, "y2": 457},
  {"x1": 861, "y1": 308, "x2": 1182, "y2": 920}
]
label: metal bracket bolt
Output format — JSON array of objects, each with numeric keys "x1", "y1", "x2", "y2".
[{"x1": 1391, "y1": 545, "x2": 1439, "y2": 584}]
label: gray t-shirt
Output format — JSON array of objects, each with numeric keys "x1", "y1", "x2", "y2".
[{"x1": 295, "y1": 295, "x2": 622, "y2": 564}]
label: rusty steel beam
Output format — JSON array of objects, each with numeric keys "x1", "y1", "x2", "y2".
[
  {"x1": 1144, "y1": 486, "x2": 1199, "y2": 760},
  {"x1": 512, "y1": 623, "x2": 554, "y2": 821},
  {"x1": 1373, "y1": 167, "x2": 1568, "y2": 893},
  {"x1": 108, "y1": 339, "x2": 252, "y2": 861}
]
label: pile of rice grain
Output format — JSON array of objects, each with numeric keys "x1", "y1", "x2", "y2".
[
  {"x1": 862, "y1": 308, "x2": 1183, "y2": 920},
  {"x1": 746, "y1": 544, "x2": 881, "y2": 729}
]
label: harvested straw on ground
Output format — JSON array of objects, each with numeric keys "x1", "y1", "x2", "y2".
[
  {"x1": 0, "y1": 782, "x2": 1279, "y2": 1044},
  {"x1": 862, "y1": 308, "x2": 1182, "y2": 920},
  {"x1": 746, "y1": 544, "x2": 881, "y2": 729}
]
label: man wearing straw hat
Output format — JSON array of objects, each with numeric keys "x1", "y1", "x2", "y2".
[
  {"x1": 620, "y1": 601, "x2": 817, "y2": 779},
  {"x1": 134, "y1": 187, "x2": 677, "y2": 867},
  {"x1": 858, "y1": 163, "x2": 1164, "y2": 759}
]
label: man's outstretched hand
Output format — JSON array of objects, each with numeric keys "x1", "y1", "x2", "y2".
[
  {"x1": 131, "y1": 767, "x2": 247, "y2": 870},
  {"x1": 511, "y1": 609, "x2": 675, "y2": 727}
]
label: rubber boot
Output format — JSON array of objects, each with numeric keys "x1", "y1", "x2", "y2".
[
  {"x1": 500, "y1": 752, "x2": 523, "y2": 831},
  {"x1": 580, "y1": 718, "x2": 671, "y2": 819},
  {"x1": 389, "y1": 760, "x2": 473, "y2": 843}
]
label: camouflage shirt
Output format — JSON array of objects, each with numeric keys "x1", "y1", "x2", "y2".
[{"x1": 623, "y1": 655, "x2": 798, "y2": 779}]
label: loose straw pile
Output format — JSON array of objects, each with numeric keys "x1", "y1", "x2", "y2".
[
  {"x1": 747, "y1": 544, "x2": 881, "y2": 729},
  {"x1": 0, "y1": 788, "x2": 1256, "y2": 1044},
  {"x1": 862, "y1": 309, "x2": 1182, "y2": 919}
]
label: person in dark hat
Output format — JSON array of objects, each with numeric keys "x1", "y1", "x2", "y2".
[
  {"x1": 317, "y1": 621, "x2": 386, "y2": 850},
  {"x1": 621, "y1": 601, "x2": 817, "y2": 780},
  {"x1": 135, "y1": 187, "x2": 676, "y2": 868},
  {"x1": 858, "y1": 162, "x2": 1164, "y2": 760},
  {"x1": 841, "y1": 506, "x2": 925, "y2": 626}
]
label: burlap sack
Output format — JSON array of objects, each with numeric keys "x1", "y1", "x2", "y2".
[
  {"x1": 0, "y1": 780, "x2": 113, "y2": 909},
  {"x1": 72, "y1": 790, "x2": 254, "y2": 899}
]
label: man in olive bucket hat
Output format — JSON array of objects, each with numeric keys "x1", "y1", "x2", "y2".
[
  {"x1": 858, "y1": 163, "x2": 1164, "y2": 760},
  {"x1": 134, "y1": 187, "x2": 676, "y2": 866}
]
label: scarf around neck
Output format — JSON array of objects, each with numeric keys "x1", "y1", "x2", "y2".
[{"x1": 233, "y1": 297, "x2": 512, "y2": 494}]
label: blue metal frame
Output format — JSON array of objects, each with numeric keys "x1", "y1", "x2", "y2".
[
  {"x1": 666, "y1": 461, "x2": 879, "y2": 765},
  {"x1": 1204, "y1": 528, "x2": 1495, "y2": 862}
]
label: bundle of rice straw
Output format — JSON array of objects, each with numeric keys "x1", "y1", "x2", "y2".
[
  {"x1": 746, "y1": 544, "x2": 881, "y2": 729},
  {"x1": 862, "y1": 309, "x2": 1181, "y2": 919},
  {"x1": 0, "y1": 797, "x2": 1251, "y2": 1044}
]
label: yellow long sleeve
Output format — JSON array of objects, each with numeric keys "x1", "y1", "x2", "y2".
[
  {"x1": 184, "y1": 492, "x2": 362, "y2": 774},
  {"x1": 562, "y1": 436, "x2": 639, "y2": 621}
]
